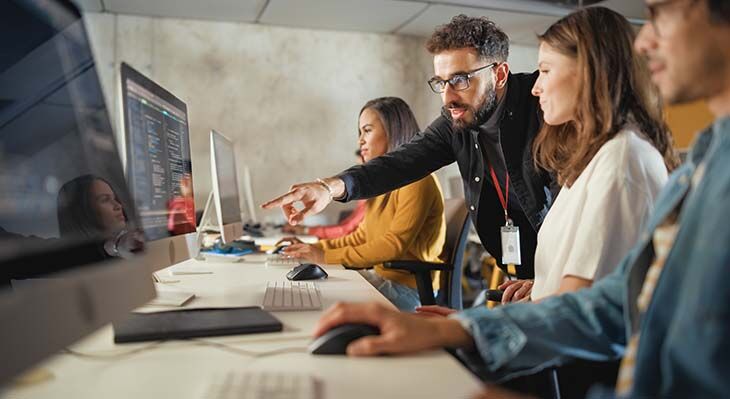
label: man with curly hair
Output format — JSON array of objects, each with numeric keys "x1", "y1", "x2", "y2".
[{"x1": 265, "y1": 15, "x2": 555, "y2": 282}]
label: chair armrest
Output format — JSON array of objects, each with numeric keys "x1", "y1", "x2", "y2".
[
  {"x1": 382, "y1": 261, "x2": 452, "y2": 307},
  {"x1": 383, "y1": 261, "x2": 453, "y2": 273},
  {"x1": 486, "y1": 289, "x2": 503, "y2": 302}
]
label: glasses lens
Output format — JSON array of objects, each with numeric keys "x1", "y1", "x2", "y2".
[
  {"x1": 451, "y1": 75, "x2": 469, "y2": 91},
  {"x1": 429, "y1": 79, "x2": 445, "y2": 93}
]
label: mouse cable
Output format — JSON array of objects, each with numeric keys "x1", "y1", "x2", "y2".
[
  {"x1": 190, "y1": 338, "x2": 308, "y2": 358},
  {"x1": 62, "y1": 339, "x2": 307, "y2": 360},
  {"x1": 62, "y1": 341, "x2": 165, "y2": 360}
]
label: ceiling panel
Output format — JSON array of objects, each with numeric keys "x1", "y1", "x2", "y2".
[
  {"x1": 259, "y1": 0, "x2": 428, "y2": 33},
  {"x1": 419, "y1": 0, "x2": 574, "y2": 16},
  {"x1": 397, "y1": 4, "x2": 559, "y2": 45},
  {"x1": 72, "y1": 0, "x2": 103, "y2": 12},
  {"x1": 598, "y1": 0, "x2": 645, "y2": 20},
  {"x1": 103, "y1": 0, "x2": 268, "y2": 23}
]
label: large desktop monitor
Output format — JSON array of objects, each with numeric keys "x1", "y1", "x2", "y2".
[
  {"x1": 119, "y1": 63, "x2": 197, "y2": 271},
  {"x1": 0, "y1": 0, "x2": 155, "y2": 384},
  {"x1": 210, "y1": 130, "x2": 244, "y2": 243}
]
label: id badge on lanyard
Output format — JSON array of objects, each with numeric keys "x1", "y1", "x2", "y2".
[
  {"x1": 501, "y1": 219, "x2": 521, "y2": 265},
  {"x1": 488, "y1": 163, "x2": 521, "y2": 265}
]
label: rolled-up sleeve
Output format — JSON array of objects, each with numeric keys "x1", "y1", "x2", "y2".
[{"x1": 453, "y1": 257, "x2": 630, "y2": 381}]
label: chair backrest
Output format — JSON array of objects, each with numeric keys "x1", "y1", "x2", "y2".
[{"x1": 437, "y1": 198, "x2": 470, "y2": 310}]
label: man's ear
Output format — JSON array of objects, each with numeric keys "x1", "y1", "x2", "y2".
[{"x1": 495, "y1": 62, "x2": 510, "y2": 90}]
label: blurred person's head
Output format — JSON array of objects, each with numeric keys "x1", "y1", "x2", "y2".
[
  {"x1": 531, "y1": 6, "x2": 679, "y2": 187},
  {"x1": 634, "y1": 0, "x2": 730, "y2": 116},
  {"x1": 180, "y1": 159, "x2": 193, "y2": 198},
  {"x1": 180, "y1": 173, "x2": 193, "y2": 198},
  {"x1": 57, "y1": 175, "x2": 127, "y2": 238},
  {"x1": 358, "y1": 97, "x2": 421, "y2": 162},
  {"x1": 426, "y1": 14, "x2": 510, "y2": 131}
]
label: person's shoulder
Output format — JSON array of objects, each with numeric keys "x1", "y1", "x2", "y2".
[
  {"x1": 612, "y1": 127, "x2": 664, "y2": 165},
  {"x1": 397, "y1": 173, "x2": 443, "y2": 198},
  {"x1": 424, "y1": 113, "x2": 453, "y2": 134},
  {"x1": 590, "y1": 127, "x2": 667, "y2": 183},
  {"x1": 510, "y1": 70, "x2": 539, "y2": 82},
  {"x1": 506, "y1": 71, "x2": 540, "y2": 110}
]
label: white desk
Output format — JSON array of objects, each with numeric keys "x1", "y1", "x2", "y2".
[{"x1": 4, "y1": 258, "x2": 483, "y2": 398}]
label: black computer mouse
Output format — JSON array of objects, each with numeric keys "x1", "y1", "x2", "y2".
[
  {"x1": 286, "y1": 263, "x2": 328, "y2": 281},
  {"x1": 309, "y1": 323, "x2": 381, "y2": 355},
  {"x1": 272, "y1": 244, "x2": 288, "y2": 254}
]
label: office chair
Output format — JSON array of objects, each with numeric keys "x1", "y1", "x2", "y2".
[{"x1": 383, "y1": 198, "x2": 470, "y2": 309}]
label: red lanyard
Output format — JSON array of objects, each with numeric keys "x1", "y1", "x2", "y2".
[{"x1": 488, "y1": 163, "x2": 510, "y2": 223}]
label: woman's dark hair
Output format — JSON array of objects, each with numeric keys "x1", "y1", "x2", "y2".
[
  {"x1": 532, "y1": 6, "x2": 679, "y2": 187},
  {"x1": 358, "y1": 97, "x2": 421, "y2": 208},
  {"x1": 358, "y1": 97, "x2": 421, "y2": 153},
  {"x1": 57, "y1": 174, "x2": 123, "y2": 238}
]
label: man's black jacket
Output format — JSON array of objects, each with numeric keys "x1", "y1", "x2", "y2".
[{"x1": 338, "y1": 72, "x2": 557, "y2": 278}]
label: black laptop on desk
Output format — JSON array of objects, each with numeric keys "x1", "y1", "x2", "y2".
[{"x1": 113, "y1": 307, "x2": 282, "y2": 343}]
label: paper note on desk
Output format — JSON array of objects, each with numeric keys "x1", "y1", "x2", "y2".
[
  {"x1": 169, "y1": 265, "x2": 213, "y2": 275},
  {"x1": 147, "y1": 285, "x2": 195, "y2": 307}
]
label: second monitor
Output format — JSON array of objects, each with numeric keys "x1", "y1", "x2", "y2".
[
  {"x1": 209, "y1": 129, "x2": 244, "y2": 244},
  {"x1": 120, "y1": 62, "x2": 197, "y2": 271}
]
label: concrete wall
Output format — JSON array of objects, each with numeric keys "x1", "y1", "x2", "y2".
[{"x1": 84, "y1": 12, "x2": 537, "y2": 224}]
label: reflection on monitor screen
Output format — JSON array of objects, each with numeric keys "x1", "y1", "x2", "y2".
[
  {"x1": 0, "y1": 0, "x2": 140, "y2": 283},
  {"x1": 0, "y1": 0, "x2": 155, "y2": 385},
  {"x1": 120, "y1": 63, "x2": 196, "y2": 242}
]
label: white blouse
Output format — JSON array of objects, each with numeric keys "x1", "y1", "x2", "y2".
[{"x1": 530, "y1": 128, "x2": 669, "y2": 301}]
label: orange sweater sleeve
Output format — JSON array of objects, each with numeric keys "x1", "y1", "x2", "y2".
[
  {"x1": 319, "y1": 178, "x2": 439, "y2": 268},
  {"x1": 307, "y1": 201, "x2": 366, "y2": 239}
]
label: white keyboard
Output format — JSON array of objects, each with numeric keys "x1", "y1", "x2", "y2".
[
  {"x1": 262, "y1": 281, "x2": 322, "y2": 311},
  {"x1": 204, "y1": 371, "x2": 319, "y2": 399},
  {"x1": 265, "y1": 255, "x2": 300, "y2": 267}
]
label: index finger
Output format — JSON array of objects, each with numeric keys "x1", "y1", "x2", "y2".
[{"x1": 261, "y1": 189, "x2": 302, "y2": 209}]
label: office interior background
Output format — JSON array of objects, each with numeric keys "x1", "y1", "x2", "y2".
[{"x1": 74, "y1": 0, "x2": 714, "y2": 224}]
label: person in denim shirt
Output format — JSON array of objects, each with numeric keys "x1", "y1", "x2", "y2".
[{"x1": 312, "y1": 1, "x2": 730, "y2": 398}]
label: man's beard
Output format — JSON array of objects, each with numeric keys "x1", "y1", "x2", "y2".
[{"x1": 444, "y1": 83, "x2": 498, "y2": 132}]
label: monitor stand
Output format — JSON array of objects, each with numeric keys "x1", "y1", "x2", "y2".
[{"x1": 197, "y1": 191, "x2": 218, "y2": 236}]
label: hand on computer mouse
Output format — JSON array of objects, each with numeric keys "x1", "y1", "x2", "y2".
[
  {"x1": 275, "y1": 237, "x2": 303, "y2": 246},
  {"x1": 313, "y1": 302, "x2": 475, "y2": 357},
  {"x1": 281, "y1": 224, "x2": 307, "y2": 235},
  {"x1": 282, "y1": 243, "x2": 324, "y2": 264}
]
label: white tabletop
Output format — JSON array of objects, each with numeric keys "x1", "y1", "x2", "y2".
[{"x1": 3, "y1": 258, "x2": 483, "y2": 399}]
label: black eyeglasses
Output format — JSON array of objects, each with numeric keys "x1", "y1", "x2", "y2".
[
  {"x1": 646, "y1": 0, "x2": 697, "y2": 37},
  {"x1": 427, "y1": 63, "x2": 497, "y2": 93}
]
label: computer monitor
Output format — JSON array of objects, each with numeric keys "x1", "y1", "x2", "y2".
[
  {"x1": 210, "y1": 130, "x2": 243, "y2": 243},
  {"x1": 119, "y1": 63, "x2": 197, "y2": 271},
  {"x1": 0, "y1": 0, "x2": 154, "y2": 384}
]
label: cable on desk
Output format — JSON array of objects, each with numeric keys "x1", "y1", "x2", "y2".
[
  {"x1": 191, "y1": 338, "x2": 308, "y2": 358},
  {"x1": 62, "y1": 339, "x2": 307, "y2": 361},
  {"x1": 62, "y1": 341, "x2": 165, "y2": 360}
]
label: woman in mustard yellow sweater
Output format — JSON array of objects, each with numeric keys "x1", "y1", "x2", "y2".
[{"x1": 283, "y1": 97, "x2": 446, "y2": 311}]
